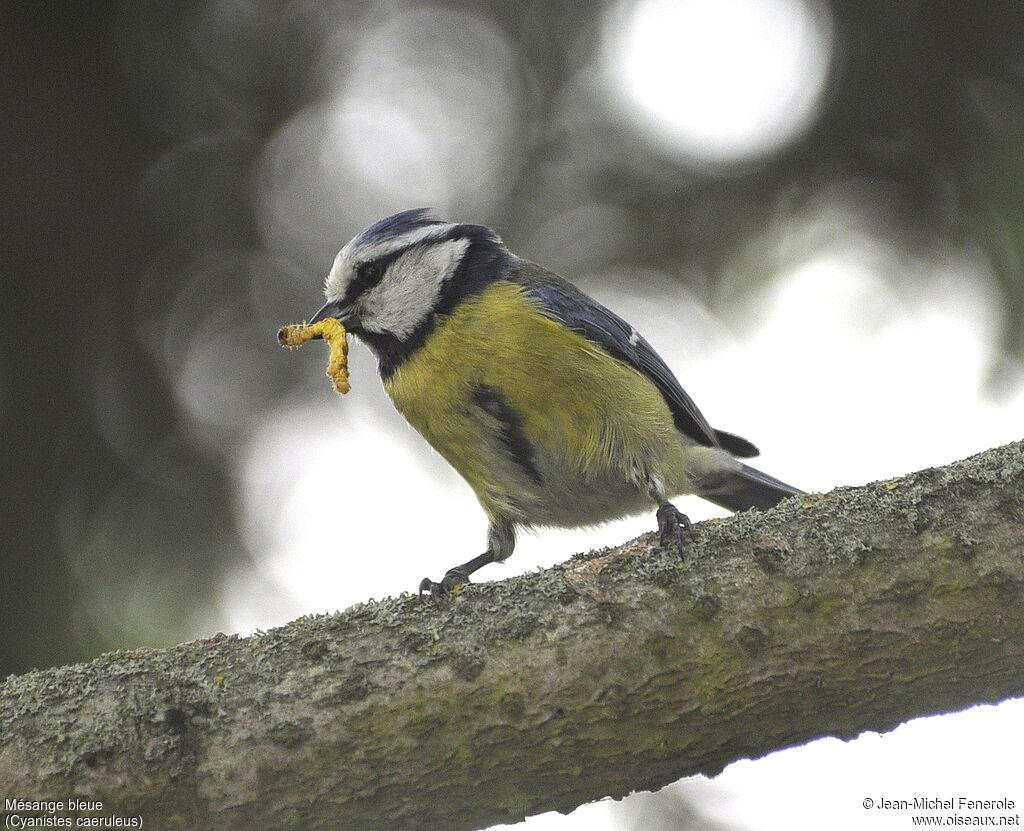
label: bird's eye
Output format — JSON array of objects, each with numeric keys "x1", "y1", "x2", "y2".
[{"x1": 358, "y1": 261, "x2": 384, "y2": 285}]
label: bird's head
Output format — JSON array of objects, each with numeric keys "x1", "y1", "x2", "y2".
[{"x1": 309, "y1": 209, "x2": 507, "y2": 366}]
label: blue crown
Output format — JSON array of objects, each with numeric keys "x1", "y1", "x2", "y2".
[{"x1": 352, "y1": 208, "x2": 445, "y2": 249}]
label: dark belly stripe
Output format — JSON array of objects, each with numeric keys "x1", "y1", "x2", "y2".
[{"x1": 471, "y1": 385, "x2": 544, "y2": 487}]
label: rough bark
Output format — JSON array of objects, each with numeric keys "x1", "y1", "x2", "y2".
[{"x1": 2, "y1": 441, "x2": 1023, "y2": 830}]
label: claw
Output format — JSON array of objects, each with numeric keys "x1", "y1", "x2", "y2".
[
  {"x1": 418, "y1": 568, "x2": 470, "y2": 599},
  {"x1": 656, "y1": 503, "x2": 692, "y2": 558}
]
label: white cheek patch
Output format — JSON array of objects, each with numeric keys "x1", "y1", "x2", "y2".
[{"x1": 361, "y1": 238, "x2": 470, "y2": 338}]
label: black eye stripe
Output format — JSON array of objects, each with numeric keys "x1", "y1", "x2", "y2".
[
  {"x1": 341, "y1": 252, "x2": 400, "y2": 306},
  {"x1": 340, "y1": 231, "x2": 479, "y2": 308},
  {"x1": 359, "y1": 261, "x2": 383, "y2": 283}
]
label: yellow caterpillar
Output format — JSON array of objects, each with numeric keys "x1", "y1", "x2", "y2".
[{"x1": 277, "y1": 318, "x2": 351, "y2": 395}]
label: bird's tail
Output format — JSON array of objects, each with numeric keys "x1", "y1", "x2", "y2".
[{"x1": 699, "y1": 463, "x2": 804, "y2": 513}]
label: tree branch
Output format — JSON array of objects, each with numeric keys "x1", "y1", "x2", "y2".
[{"x1": 3, "y1": 441, "x2": 1023, "y2": 830}]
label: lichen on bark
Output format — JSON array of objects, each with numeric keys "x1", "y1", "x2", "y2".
[{"x1": 2, "y1": 441, "x2": 1023, "y2": 831}]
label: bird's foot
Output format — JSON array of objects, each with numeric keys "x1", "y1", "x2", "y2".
[
  {"x1": 656, "y1": 502, "x2": 693, "y2": 558},
  {"x1": 418, "y1": 567, "x2": 471, "y2": 599}
]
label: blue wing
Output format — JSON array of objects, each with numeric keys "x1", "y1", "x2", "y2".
[{"x1": 508, "y1": 261, "x2": 757, "y2": 454}]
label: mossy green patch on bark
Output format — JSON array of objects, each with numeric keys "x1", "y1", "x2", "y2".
[{"x1": 1, "y1": 441, "x2": 1023, "y2": 830}]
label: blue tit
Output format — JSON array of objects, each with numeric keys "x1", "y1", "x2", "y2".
[{"x1": 303, "y1": 209, "x2": 803, "y2": 596}]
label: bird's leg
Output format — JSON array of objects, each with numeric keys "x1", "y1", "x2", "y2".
[
  {"x1": 656, "y1": 502, "x2": 693, "y2": 556},
  {"x1": 418, "y1": 550, "x2": 496, "y2": 598},
  {"x1": 419, "y1": 519, "x2": 515, "y2": 599},
  {"x1": 647, "y1": 477, "x2": 692, "y2": 558}
]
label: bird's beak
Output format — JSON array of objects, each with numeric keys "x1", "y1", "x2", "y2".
[{"x1": 308, "y1": 300, "x2": 352, "y2": 326}]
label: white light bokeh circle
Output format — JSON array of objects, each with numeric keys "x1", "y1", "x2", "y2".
[
  {"x1": 256, "y1": 6, "x2": 524, "y2": 265},
  {"x1": 605, "y1": 0, "x2": 833, "y2": 164},
  {"x1": 228, "y1": 370, "x2": 486, "y2": 626}
]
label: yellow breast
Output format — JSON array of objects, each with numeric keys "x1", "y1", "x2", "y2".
[{"x1": 383, "y1": 281, "x2": 685, "y2": 523}]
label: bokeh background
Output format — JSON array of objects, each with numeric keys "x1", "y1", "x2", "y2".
[{"x1": 4, "y1": 0, "x2": 1024, "y2": 828}]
